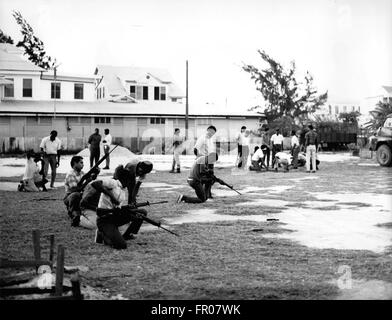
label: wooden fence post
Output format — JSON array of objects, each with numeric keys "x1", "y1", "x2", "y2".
[{"x1": 54, "y1": 245, "x2": 64, "y2": 296}]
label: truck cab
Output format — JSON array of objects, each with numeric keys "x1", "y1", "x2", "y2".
[{"x1": 370, "y1": 113, "x2": 392, "y2": 166}]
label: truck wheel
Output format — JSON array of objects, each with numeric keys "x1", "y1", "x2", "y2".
[{"x1": 376, "y1": 144, "x2": 392, "y2": 167}]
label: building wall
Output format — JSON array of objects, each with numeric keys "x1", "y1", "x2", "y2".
[
  {"x1": 0, "y1": 73, "x2": 95, "y2": 102},
  {"x1": 0, "y1": 115, "x2": 260, "y2": 154}
]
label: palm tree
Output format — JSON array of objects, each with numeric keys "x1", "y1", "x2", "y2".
[{"x1": 364, "y1": 101, "x2": 392, "y2": 132}]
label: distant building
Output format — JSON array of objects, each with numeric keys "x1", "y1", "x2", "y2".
[{"x1": 0, "y1": 44, "x2": 262, "y2": 153}]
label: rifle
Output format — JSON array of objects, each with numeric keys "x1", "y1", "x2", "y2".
[
  {"x1": 96, "y1": 201, "x2": 179, "y2": 237},
  {"x1": 212, "y1": 175, "x2": 242, "y2": 195},
  {"x1": 77, "y1": 144, "x2": 119, "y2": 191}
]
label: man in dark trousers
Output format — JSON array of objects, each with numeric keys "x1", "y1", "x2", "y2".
[
  {"x1": 176, "y1": 152, "x2": 218, "y2": 204},
  {"x1": 88, "y1": 128, "x2": 101, "y2": 168},
  {"x1": 40, "y1": 130, "x2": 62, "y2": 188},
  {"x1": 305, "y1": 124, "x2": 319, "y2": 173},
  {"x1": 95, "y1": 161, "x2": 153, "y2": 249}
]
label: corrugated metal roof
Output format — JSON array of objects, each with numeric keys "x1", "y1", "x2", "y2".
[
  {"x1": 0, "y1": 100, "x2": 261, "y2": 117},
  {"x1": 0, "y1": 43, "x2": 45, "y2": 72}
]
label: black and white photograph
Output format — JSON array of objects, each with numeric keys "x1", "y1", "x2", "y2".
[{"x1": 0, "y1": 0, "x2": 391, "y2": 307}]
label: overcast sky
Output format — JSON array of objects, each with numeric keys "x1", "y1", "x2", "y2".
[{"x1": 1, "y1": 0, "x2": 391, "y2": 111}]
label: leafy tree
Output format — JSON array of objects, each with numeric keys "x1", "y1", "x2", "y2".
[
  {"x1": 338, "y1": 111, "x2": 361, "y2": 124},
  {"x1": 0, "y1": 29, "x2": 14, "y2": 44},
  {"x1": 243, "y1": 50, "x2": 328, "y2": 123},
  {"x1": 364, "y1": 101, "x2": 392, "y2": 132},
  {"x1": 12, "y1": 11, "x2": 57, "y2": 70}
]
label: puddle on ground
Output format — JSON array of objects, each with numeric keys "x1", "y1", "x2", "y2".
[
  {"x1": 288, "y1": 176, "x2": 319, "y2": 182},
  {"x1": 164, "y1": 191, "x2": 392, "y2": 253},
  {"x1": 0, "y1": 181, "x2": 63, "y2": 191},
  {"x1": 335, "y1": 279, "x2": 392, "y2": 300},
  {"x1": 161, "y1": 209, "x2": 270, "y2": 225},
  {"x1": 264, "y1": 193, "x2": 392, "y2": 253}
]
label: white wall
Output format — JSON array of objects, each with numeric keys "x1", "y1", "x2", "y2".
[{"x1": 0, "y1": 72, "x2": 96, "y2": 102}]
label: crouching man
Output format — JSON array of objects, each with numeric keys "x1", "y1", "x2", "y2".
[
  {"x1": 95, "y1": 164, "x2": 151, "y2": 250},
  {"x1": 176, "y1": 152, "x2": 218, "y2": 204}
]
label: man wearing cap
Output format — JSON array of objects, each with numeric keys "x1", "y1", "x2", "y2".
[{"x1": 40, "y1": 130, "x2": 62, "y2": 189}]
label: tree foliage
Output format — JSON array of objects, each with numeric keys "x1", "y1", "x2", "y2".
[
  {"x1": 243, "y1": 50, "x2": 328, "y2": 123},
  {"x1": 12, "y1": 11, "x2": 57, "y2": 70},
  {"x1": 0, "y1": 29, "x2": 14, "y2": 44},
  {"x1": 338, "y1": 111, "x2": 361, "y2": 124},
  {"x1": 364, "y1": 101, "x2": 392, "y2": 131}
]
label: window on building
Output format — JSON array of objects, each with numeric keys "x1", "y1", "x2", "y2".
[
  {"x1": 130, "y1": 86, "x2": 136, "y2": 99},
  {"x1": 96, "y1": 88, "x2": 99, "y2": 99},
  {"x1": 74, "y1": 83, "x2": 84, "y2": 100},
  {"x1": 150, "y1": 117, "x2": 165, "y2": 124},
  {"x1": 383, "y1": 97, "x2": 388, "y2": 103},
  {"x1": 358, "y1": 106, "x2": 361, "y2": 113},
  {"x1": 143, "y1": 86, "x2": 148, "y2": 100},
  {"x1": 94, "y1": 117, "x2": 111, "y2": 124},
  {"x1": 103, "y1": 87, "x2": 105, "y2": 99},
  {"x1": 23, "y1": 79, "x2": 32, "y2": 97},
  {"x1": 51, "y1": 82, "x2": 61, "y2": 99},
  {"x1": 328, "y1": 105, "x2": 332, "y2": 114},
  {"x1": 351, "y1": 106, "x2": 355, "y2": 112},
  {"x1": 40, "y1": 117, "x2": 52, "y2": 125},
  {"x1": 335, "y1": 106, "x2": 339, "y2": 114},
  {"x1": 343, "y1": 106, "x2": 347, "y2": 113},
  {"x1": 4, "y1": 78, "x2": 14, "y2": 97},
  {"x1": 154, "y1": 86, "x2": 166, "y2": 101}
]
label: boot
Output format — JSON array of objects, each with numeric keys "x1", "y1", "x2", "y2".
[
  {"x1": 176, "y1": 167, "x2": 181, "y2": 173},
  {"x1": 169, "y1": 160, "x2": 175, "y2": 173}
]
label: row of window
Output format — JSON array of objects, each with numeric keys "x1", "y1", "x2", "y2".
[
  {"x1": 130, "y1": 85, "x2": 166, "y2": 101},
  {"x1": 4, "y1": 78, "x2": 84, "y2": 100},
  {"x1": 328, "y1": 105, "x2": 361, "y2": 114}
]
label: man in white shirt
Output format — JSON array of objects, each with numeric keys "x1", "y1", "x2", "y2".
[
  {"x1": 40, "y1": 130, "x2": 62, "y2": 188},
  {"x1": 291, "y1": 130, "x2": 300, "y2": 169},
  {"x1": 270, "y1": 128, "x2": 284, "y2": 167},
  {"x1": 235, "y1": 126, "x2": 246, "y2": 167},
  {"x1": 274, "y1": 151, "x2": 292, "y2": 172},
  {"x1": 95, "y1": 165, "x2": 148, "y2": 250},
  {"x1": 249, "y1": 146, "x2": 265, "y2": 171},
  {"x1": 194, "y1": 125, "x2": 217, "y2": 158},
  {"x1": 194, "y1": 125, "x2": 217, "y2": 199},
  {"x1": 102, "y1": 128, "x2": 112, "y2": 170},
  {"x1": 239, "y1": 129, "x2": 250, "y2": 170}
]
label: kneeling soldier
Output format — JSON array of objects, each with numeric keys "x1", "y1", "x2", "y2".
[{"x1": 176, "y1": 152, "x2": 218, "y2": 204}]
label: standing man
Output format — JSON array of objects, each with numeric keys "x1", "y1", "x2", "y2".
[
  {"x1": 40, "y1": 130, "x2": 61, "y2": 189},
  {"x1": 235, "y1": 126, "x2": 246, "y2": 167},
  {"x1": 270, "y1": 128, "x2": 284, "y2": 167},
  {"x1": 291, "y1": 130, "x2": 300, "y2": 169},
  {"x1": 239, "y1": 129, "x2": 250, "y2": 170},
  {"x1": 170, "y1": 128, "x2": 183, "y2": 173},
  {"x1": 102, "y1": 128, "x2": 112, "y2": 170},
  {"x1": 305, "y1": 124, "x2": 318, "y2": 173},
  {"x1": 176, "y1": 152, "x2": 218, "y2": 204},
  {"x1": 194, "y1": 126, "x2": 217, "y2": 199},
  {"x1": 88, "y1": 128, "x2": 101, "y2": 169},
  {"x1": 261, "y1": 127, "x2": 272, "y2": 170}
]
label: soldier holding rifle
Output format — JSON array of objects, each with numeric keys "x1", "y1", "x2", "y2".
[{"x1": 176, "y1": 152, "x2": 241, "y2": 204}]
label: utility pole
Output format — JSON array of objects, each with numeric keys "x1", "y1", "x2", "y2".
[
  {"x1": 185, "y1": 60, "x2": 189, "y2": 141},
  {"x1": 53, "y1": 66, "x2": 57, "y2": 119}
]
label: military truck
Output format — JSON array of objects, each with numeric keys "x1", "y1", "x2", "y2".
[{"x1": 369, "y1": 113, "x2": 392, "y2": 167}]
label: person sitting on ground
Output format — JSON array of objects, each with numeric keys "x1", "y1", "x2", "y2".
[
  {"x1": 64, "y1": 156, "x2": 98, "y2": 227},
  {"x1": 176, "y1": 152, "x2": 218, "y2": 204},
  {"x1": 273, "y1": 151, "x2": 292, "y2": 172},
  {"x1": 95, "y1": 165, "x2": 150, "y2": 250},
  {"x1": 249, "y1": 146, "x2": 266, "y2": 171},
  {"x1": 18, "y1": 151, "x2": 48, "y2": 192}
]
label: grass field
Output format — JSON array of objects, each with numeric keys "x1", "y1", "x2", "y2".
[{"x1": 1, "y1": 156, "x2": 391, "y2": 300}]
